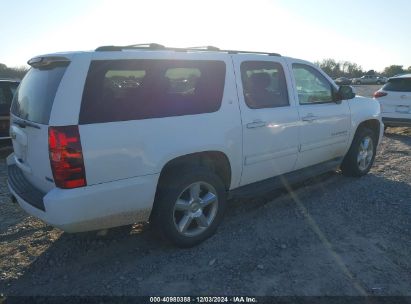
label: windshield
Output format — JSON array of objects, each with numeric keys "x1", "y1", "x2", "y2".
[{"x1": 11, "y1": 66, "x2": 67, "y2": 124}]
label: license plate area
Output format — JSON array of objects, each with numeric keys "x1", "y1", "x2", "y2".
[{"x1": 10, "y1": 125, "x2": 28, "y2": 162}]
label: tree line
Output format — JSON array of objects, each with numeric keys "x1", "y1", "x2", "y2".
[
  {"x1": 314, "y1": 58, "x2": 411, "y2": 79},
  {"x1": 0, "y1": 63, "x2": 28, "y2": 80}
]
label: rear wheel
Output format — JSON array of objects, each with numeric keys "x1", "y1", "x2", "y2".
[
  {"x1": 341, "y1": 127, "x2": 377, "y2": 177},
  {"x1": 152, "y1": 167, "x2": 226, "y2": 247}
]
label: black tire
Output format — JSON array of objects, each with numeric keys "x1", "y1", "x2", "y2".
[
  {"x1": 377, "y1": 81, "x2": 381, "y2": 85},
  {"x1": 341, "y1": 127, "x2": 377, "y2": 177},
  {"x1": 151, "y1": 167, "x2": 227, "y2": 247},
  {"x1": 356, "y1": 81, "x2": 361, "y2": 85}
]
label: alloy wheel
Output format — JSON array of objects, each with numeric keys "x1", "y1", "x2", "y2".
[{"x1": 172, "y1": 182, "x2": 219, "y2": 237}]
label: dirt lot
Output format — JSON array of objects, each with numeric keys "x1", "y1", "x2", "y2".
[{"x1": 1, "y1": 86, "x2": 410, "y2": 297}]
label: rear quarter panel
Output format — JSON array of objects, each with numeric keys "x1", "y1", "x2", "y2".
[
  {"x1": 49, "y1": 53, "x2": 93, "y2": 126},
  {"x1": 78, "y1": 52, "x2": 243, "y2": 189}
]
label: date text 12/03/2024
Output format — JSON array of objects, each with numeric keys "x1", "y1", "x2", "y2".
[{"x1": 149, "y1": 296, "x2": 258, "y2": 303}]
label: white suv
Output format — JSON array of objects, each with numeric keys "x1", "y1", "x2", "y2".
[
  {"x1": 373, "y1": 74, "x2": 411, "y2": 128},
  {"x1": 7, "y1": 44, "x2": 383, "y2": 247}
]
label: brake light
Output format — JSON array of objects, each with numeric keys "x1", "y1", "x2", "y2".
[
  {"x1": 48, "y1": 126, "x2": 87, "y2": 189},
  {"x1": 373, "y1": 91, "x2": 388, "y2": 98}
]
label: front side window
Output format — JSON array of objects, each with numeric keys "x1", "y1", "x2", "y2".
[
  {"x1": 240, "y1": 61, "x2": 289, "y2": 109},
  {"x1": 292, "y1": 64, "x2": 334, "y2": 104},
  {"x1": 80, "y1": 60, "x2": 226, "y2": 124}
]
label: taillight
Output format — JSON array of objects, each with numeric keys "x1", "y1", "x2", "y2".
[
  {"x1": 373, "y1": 91, "x2": 388, "y2": 98},
  {"x1": 48, "y1": 126, "x2": 87, "y2": 189}
]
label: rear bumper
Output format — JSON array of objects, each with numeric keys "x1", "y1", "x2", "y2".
[
  {"x1": 7, "y1": 158, "x2": 159, "y2": 232},
  {"x1": 382, "y1": 117, "x2": 411, "y2": 127}
]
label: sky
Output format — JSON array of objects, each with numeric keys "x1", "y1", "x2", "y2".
[{"x1": 1, "y1": 0, "x2": 410, "y2": 72}]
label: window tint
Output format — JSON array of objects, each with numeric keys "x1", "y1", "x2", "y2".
[
  {"x1": 292, "y1": 64, "x2": 334, "y2": 104},
  {"x1": 0, "y1": 85, "x2": 12, "y2": 116},
  {"x1": 0, "y1": 87, "x2": 7, "y2": 105},
  {"x1": 80, "y1": 60, "x2": 226, "y2": 124},
  {"x1": 0, "y1": 82, "x2": 18, "y2": 106},
  {"x1": 10, "y1": 84, "x2": 18, "y2": 96},
  {"x1": 383, "y1": 78, "x2": 411, "y2": 92},
  {"x1": 11, "y1": 67, "x2": 67, "y2": 124},
  {"x1": 240, "y1": 61, "x2": 289, "y2": 109}
]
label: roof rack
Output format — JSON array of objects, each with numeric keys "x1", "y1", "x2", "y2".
[
  {"x1": 95, "y1": 44, "x2": 281, "y2": 56},
  {"x1": 222, "y1": 49, "x2": 280, "y2": 56},
  {"x1": 186, "y1": 46, "x2": 220, "y2": 51},
  {"x1": 95, "y1": 43, "x2": 166, "y2": 52}
]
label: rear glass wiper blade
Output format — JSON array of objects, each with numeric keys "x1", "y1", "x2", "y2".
[{"x1": 13, "y1": 118, "x2": 41, "y2": 129}]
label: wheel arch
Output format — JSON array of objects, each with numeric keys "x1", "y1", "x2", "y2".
[
  {"x1": 157, "y1": 151, "x2": 232, "y2": 191},
  {"x1": 353, "y1": 119, "x2": 381, "y2": 140},
  {"x1": 341, "y1": 119, "x2": 380, "y2": 177},
  {"x1": 150, "y1": 151, "x2": 232, "y2": 222}
]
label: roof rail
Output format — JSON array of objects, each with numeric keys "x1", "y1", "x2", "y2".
[
  {"x1": 222, "y1": 50, "x2": 281, "y2": 56},
  {"x1": 95, "y1": 44, "x2": 280, "y2": 56},
  {"x1": 95, "y1": 43, "x2": 165, "y2": 51},
  {"x1": 186, "y1": 46, "x2": 220, "y2": 51}
]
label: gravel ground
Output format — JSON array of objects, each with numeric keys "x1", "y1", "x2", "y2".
[{"x1": 1, "y1": 86, "x2": 410, "y2": 297}]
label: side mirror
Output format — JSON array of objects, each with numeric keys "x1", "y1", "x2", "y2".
[{"x1": 335, "y1": 85, "x2": 356, "y2": 103}]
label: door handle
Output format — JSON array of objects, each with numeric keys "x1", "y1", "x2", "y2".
[
  {"x1": 246, "y1": 120, "x2": 267, "y2": 129},
  {"x1": 301, "y1": 114, "x2": 318, "y2": 122}
]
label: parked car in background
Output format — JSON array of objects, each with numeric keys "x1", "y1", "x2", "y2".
[
  {"x1": 334, "y1": 77, "x2": 352, "y2": 85},
  {"x1": 0, "y1": 79, "x2": 20, "y2": 140},
  {"x1": 8, "y1": 44, "x2": 383, "y2": 247},
  {"x1": 352, "y1": 75, "x2": 384, "y2": 85},
  {"x1": 374, "y1": 74, "x2": 411, "y2": 128},
  {"x1": 377, "y1": 76, "x2": 388, "y2": 83}
]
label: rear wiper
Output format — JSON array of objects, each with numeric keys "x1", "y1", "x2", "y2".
[{"x1": 13, "y1": 118, "x2": 41, "y2": 129}]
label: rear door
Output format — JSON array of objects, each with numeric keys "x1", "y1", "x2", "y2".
[
  {"x1": 379, "y1": 77, "x2": 411, "y2": 119},
  {"x1": 10, "y1": 59, "x2": 69, "y2": 192},
  {"x1": 232, "y1": 56, "x2": 300, "y2": 186}
]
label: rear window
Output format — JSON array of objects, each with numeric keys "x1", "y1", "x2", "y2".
[
  {"x1": 11, "y1": 67, "x2": 67, "y2": 124},
  {"x1": 383, "y1": 78, "x2": 411, "y2": 92},
  {"x1": 79, "y1": 59, "x2": 226, "y2": 124}
]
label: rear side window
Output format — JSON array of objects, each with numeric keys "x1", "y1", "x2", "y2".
[
  {"x1": 383, "y1": 78, "x2": 411, "y2": 92},
  {"x1": 11, "y1": 67, "x2": 67, "y2": 124},
  {"x1": 240, "y1": 61, "x2": 289, "y2": 109},
  {"x1": 79, "y1": 60, "x2": 226, "y2": 124}
]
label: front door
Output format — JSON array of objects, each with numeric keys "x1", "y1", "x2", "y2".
[{"x1": 288, "y1": 61, "x2": 351, "y2": 170}]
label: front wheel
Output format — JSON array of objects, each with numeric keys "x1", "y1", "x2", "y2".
[
  {"x1": 341, "y1": 127, "x2": 377, "y2": 177},
  {"x1": 151, "y1": 167, "x2": 227, "y2": 247}
]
